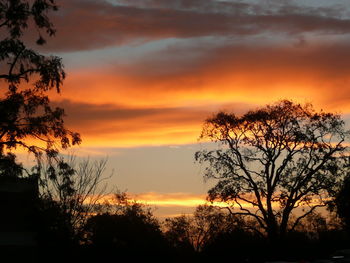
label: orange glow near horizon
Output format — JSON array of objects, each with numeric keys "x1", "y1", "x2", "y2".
[
  {"x1": 85, "y1": 192, "x2": 249, "y2": 208},
  {"x1": 79, "y1": 192, "x2": 330, "y2": 219},
  {"x1": 85, "y1": 192, "x2": 326, "y2": 212}
]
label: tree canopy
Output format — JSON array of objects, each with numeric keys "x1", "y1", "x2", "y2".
[
  {"x1": 0, "y1": 0, "x2": 81, "y2": 173},
  {"x1": 196, "y1": 100, "x2": 349, "y2": 242}
]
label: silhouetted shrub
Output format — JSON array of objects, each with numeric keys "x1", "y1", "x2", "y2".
[{"x1": 84, "y1": 203, "x2": 171, "y2": 260}]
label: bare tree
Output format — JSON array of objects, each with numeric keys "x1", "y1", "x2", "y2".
[
  {"x1": 39, "y1": 156, "x2": 112, "y2": 238},
  {"x1": 195, "y1": 100, "x2": 349, "y2": 242}
]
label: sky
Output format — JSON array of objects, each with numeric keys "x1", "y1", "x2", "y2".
[{"x1": 24, "y1": 0, "x2": 350, "y2": 217}]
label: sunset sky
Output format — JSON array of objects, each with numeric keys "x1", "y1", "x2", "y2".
[{"x1": 29, "y1": 0, "x2": 350, "y2": 217}]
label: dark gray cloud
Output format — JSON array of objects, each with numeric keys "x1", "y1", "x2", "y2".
[
  {"x1": 109, "y1": 40, "x2": 350, "y2": 81},
  {"x1": 24, "y1": 0, "x2": 350, "y2": 52}
]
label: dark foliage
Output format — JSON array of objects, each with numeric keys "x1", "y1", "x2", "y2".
[
  {"x1": 202, "y1": 228, "x2": 266, "y2": 262},
  {"x1": 0, "y1": 152, "x2": 22, "y2": 176},
  {"x1": 36, "y1": 197, "x2": 75, "y2": 247},
  {"x1": 84, "y1": 203, "x2": 171, "y2": 260},
  {"x1": 0, "y1": 0, "x2": 81, "y2": 175}
]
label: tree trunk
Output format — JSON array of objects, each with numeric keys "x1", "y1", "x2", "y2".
[{"x1": 266, "y1": 217, "x2": 280, "y2": 245}]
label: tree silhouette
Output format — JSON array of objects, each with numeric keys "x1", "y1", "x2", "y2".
[
  {"x1": 196, "y1": 100, "x2": 349, "y2": 242},
  {"x1": 39, "y1": 156, "x2": 112, "y2": 241},
  {"x1": 84, "y1": 198, "x2": 169, "y2": 260},
  {"x1": 0, "y1": 0, "x2": 81, "y2": 174}
]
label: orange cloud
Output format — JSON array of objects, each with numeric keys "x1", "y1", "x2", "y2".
[
  {"x1": 58, "y1": 42, "x2": 350, "y2": 110},
  {"x1": 44, "y1": 40, "x2": 350, "y2": 147},
  {"x1": 51, "y1": 99, "x2": 254, "y2": 147}
]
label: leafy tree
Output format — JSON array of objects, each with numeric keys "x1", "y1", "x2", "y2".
[
  {"x1": 84, "y1": 196, "x2": 169, "y2": 260},
  {"x1": 0, "y1": 152, "x2": 22, "y2": 176},
  {"x1": 0, "y1": 0, "x2": 81, "y2": 173},
  {"x1": 37, "y1": 197, "x2": 76, "y2": 248},
  {"x1": 196, "y1": 100, "x2": 349, "y2": 242}
]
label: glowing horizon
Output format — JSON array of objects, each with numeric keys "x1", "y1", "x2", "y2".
[{"x1": 82, "y1": 191, "x2": 330, "y2": 218}]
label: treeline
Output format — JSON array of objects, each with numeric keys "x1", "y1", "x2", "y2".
[
  {"x1": 35, "y1": 201, "x2": 350, "y2": 263},
  {"x1": 31, "y1": 181, "x2": 350, "y2": 262},
  {"x1": 1, "y1": 155, "x2": 348, "y2": 262}
]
